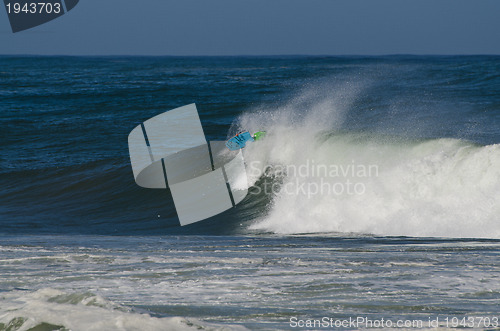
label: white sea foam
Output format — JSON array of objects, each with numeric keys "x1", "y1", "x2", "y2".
[
  {"x1": 0, "y1": 288, "x2": 245, "y2": 331},
  {"x1": 237, "y1": 87, "x2": 500, "y2": 238}
]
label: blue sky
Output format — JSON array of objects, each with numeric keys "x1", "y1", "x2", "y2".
[{"x1": 1, "y1": 0, "x2": 500, "y2": 55}]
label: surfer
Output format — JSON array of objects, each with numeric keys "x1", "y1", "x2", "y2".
[{"x1": 226, "y1": 131, "x2": 266, "y2": 151}]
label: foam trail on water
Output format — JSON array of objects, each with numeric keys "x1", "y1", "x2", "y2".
[{"x1": 235, "y1": 86, "x2": 500, "y2": 238}]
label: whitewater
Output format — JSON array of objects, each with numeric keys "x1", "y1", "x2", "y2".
[{"x1": 236, "y1": 85, "x2": 500, "y2": 238}]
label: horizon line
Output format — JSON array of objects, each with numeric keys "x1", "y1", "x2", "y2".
[{"x1": 1, "y1": 53, "x2": 500, "y2": 58}]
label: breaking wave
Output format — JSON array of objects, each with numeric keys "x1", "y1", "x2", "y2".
[{"x1": 235, "y1": 87, "x2": 500, "y2": 238}]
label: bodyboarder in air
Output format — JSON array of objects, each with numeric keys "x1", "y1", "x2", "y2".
[{"x1": 226, "y1": 131, "x2": 266, "y2": 150}]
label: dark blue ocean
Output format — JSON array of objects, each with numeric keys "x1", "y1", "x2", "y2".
[{"x1": 1, "y1": 56, "x2": 499, "y2": 330}]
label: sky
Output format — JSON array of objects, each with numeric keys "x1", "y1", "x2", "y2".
[{"x1": 1, "y1": 0, "x2": 500, "y2": 56}]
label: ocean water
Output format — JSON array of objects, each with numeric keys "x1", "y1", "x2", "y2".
[{"x1": 1, "y1": 56, "x2": 499, "y2": 330}]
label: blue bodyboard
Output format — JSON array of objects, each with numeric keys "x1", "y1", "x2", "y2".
[{"x1": 226, "y1": 131, "x2": 254, "y2": 151}]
